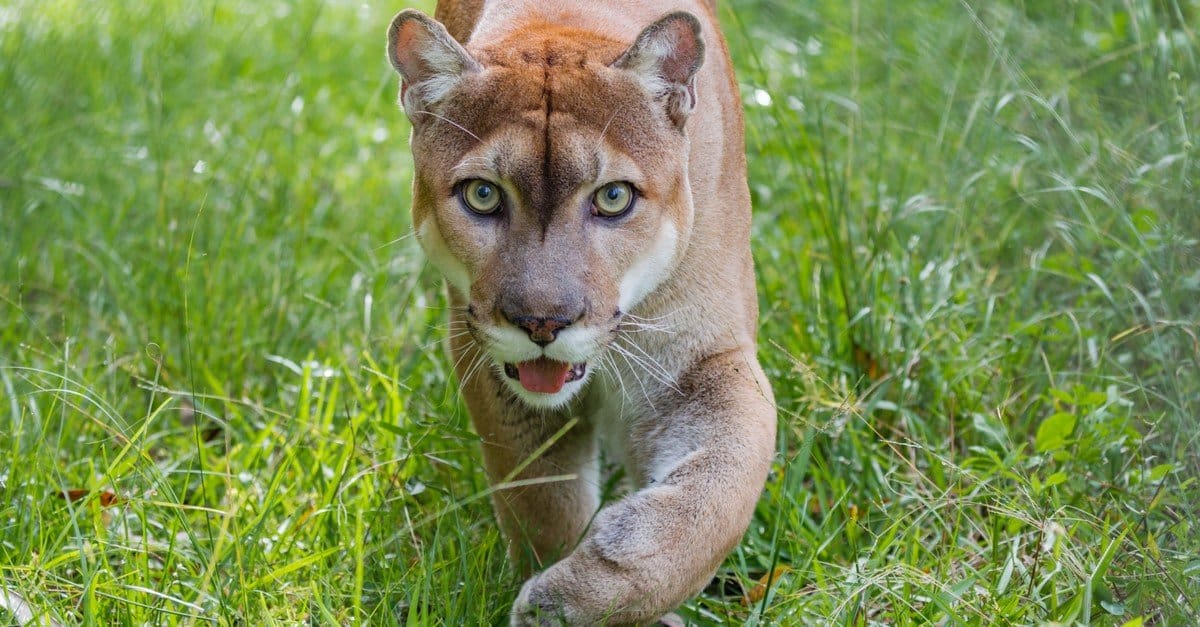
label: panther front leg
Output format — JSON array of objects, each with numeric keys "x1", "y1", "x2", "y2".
[
  {"x1": 449, "y1": 328, "x2": 601, "y2": 575},
  {"x1": 511, "y1": 350, "x2": 776, "y2": 625},
  {"x1": 479, "y1": 409, "x2": 600, "y2": 574}
]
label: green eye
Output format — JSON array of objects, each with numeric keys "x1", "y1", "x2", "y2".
[
  {"x1": 460, "y1": 179, "x2": 502, "y2": 214},
  {"x1": 592, "y1": 182, "x2": 635, "y2": 217}
]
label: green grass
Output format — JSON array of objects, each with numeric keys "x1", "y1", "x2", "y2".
[{"x1": 1, "y1": 0, "x2": 1197, "y2": 624}]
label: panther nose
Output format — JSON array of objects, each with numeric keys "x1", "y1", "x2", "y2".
[
  {"x1": 501, "y1": 307, "x2": 580, "y2": 345},
  {"x1": 506, "y1": 314, "x2": 573, "y2": 346}
]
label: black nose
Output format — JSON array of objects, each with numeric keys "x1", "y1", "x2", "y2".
[{"x1": 506, "y1": 314, "x2": 574, "y2": 346}]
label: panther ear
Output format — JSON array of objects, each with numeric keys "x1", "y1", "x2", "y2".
[
  {"x1": 612, "y1": 12, "x2": 706, "y2": 128},
  {"x1": 387, "y1": 9, "x2": 480, "y2": 115}
]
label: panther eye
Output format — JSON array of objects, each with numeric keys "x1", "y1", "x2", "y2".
[
  {"x1": 592, "y1": 182, "x2": 635, "y2": 217},
  {"x1": 460, "y1": 179, "x2": 503, "y2": 215}
]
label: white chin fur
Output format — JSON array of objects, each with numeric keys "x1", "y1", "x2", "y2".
[{"x1": 476, "y1": 324, "x2": 599, "y2": 410}]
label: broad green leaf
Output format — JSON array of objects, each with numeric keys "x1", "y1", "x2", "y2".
[
  {"x1": 1042, "y1": 471, "x2": 1068, "y2": 490},
  {"x1": 1101, "y1": 599, "x2": 1126, "y2": 616},
  {"x1": 1036, "y1": 412, "x2": 1077, "y2": 452},
  {"x1": 1149, "y1": 463, "x2": 1174, "y2": 482}
]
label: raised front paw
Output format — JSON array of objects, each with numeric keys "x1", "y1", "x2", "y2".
[
  {"x1": 510, "y1": 566, "x2": 682, "y2": 626},
  {"x1": 510, "y1": 570, "x2": 610, "y2": 626},
  {"x1": 513, "y1": 579, "x2": 685, "y2": 627},
  {"x1": 510, "y1": 574, "x2": 563, "y2": 626}
]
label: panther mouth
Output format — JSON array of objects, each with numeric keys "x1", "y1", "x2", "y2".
[{"x1": 503, "y1": 358, "x2": 588, "y2": 394}]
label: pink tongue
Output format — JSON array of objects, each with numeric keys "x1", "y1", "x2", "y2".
[{"x1": 516, "y1": 358, "x2": 572, "y2": 394}]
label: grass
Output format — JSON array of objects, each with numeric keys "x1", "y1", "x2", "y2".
[{"x1": 1, "y1": 0, "x2": 1197, "y2": 624}]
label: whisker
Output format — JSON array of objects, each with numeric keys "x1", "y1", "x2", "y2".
[
  {"x1": 614, "y1": 343, "x2": 652, "y2": 408},
  {"x1": 617, "y1": 321, "x2": 675, "y2": 335},
  {"x1": 622, "y1": 309, "x2": 683, "y2": 324},
  {"x1": 411, "y1": 110, "x2": 482, "y2": 142},
  {"x1": 457, "y1": 343, "x2": 488, "y2": 389},
  {"x1": 434, "y1": 319, "x2": 474, "y2": 339},
  {"x1": 461, "y1": 351, "x2": 491, "y2": 389},
  {"x1": 452, "y1": 156, "x2": 492, "y2": 173},
  {"x1": 620, "y1": 336, "x2": 672, "y2": 371},
  {"x1": 449, "y1": 341, "x2": 479, "y2": 378},
  {"x1": 609, "y1": 345, "x2": 655, "y2": 409},
  {"x1": 421, "y1": 322, "x2": 470, "y2": 350},
  {"x1": 373, "y1": 229, "x2": 418, "y2": 251},
  {"x1": 617, "y1": 351, "x2": 673, "y2": 393},
  {"x1": 598, "y1": 105, "x2": 623, "y2": 144},
  {"x1": 615, "y1": 338, "x2": 681, "y2": 394},
  {"x1": 600, "y1": 353, "x2": 633, "y2": 417}
]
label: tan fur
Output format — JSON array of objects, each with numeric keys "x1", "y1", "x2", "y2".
[{"x1": 387, "y1": 1, "x2": 775, "y2": 624}]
